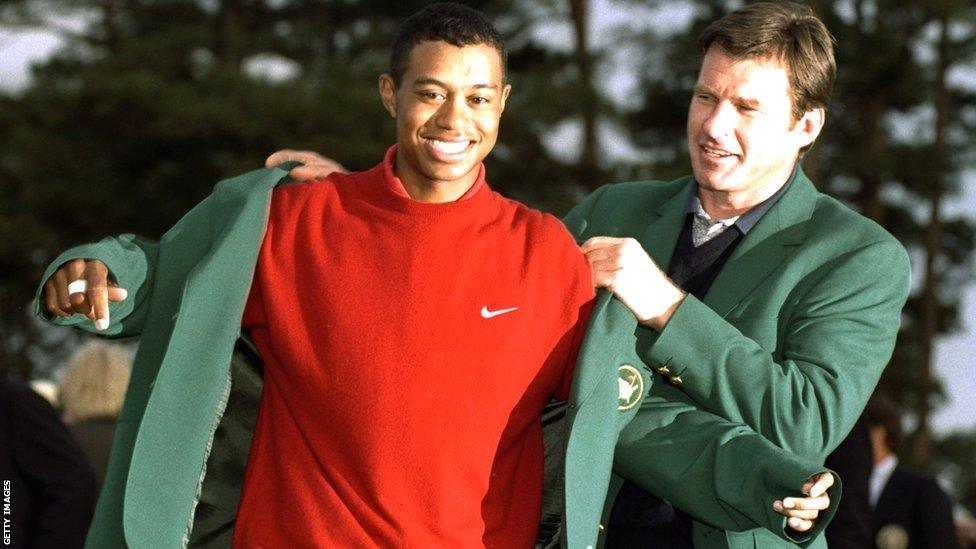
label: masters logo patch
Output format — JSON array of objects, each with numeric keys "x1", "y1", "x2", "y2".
[{"x1": 617, "y1": 364, "x2": 643, "y2": 411}]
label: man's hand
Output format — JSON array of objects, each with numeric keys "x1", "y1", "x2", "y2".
[
  {"x1": 42, "y1": 259, "x2": 128, "y2": 330},
  {"x1": 265, "y1": 149, "x2": 347, "y2": 182},
  {"x1": 581, "y1": 236, "x2": 685, "y2": 331},
  {"x1": 773, "y1": 471, "x2": 834, "y2": 533}
]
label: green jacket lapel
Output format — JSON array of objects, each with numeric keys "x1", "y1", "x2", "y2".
[
  {"x1": 124, "y1": 165, "x2": 296, "y2": 547},
  {"x1": 702, "y1": 170, "x2": 818, "y2": 318},
  {"x1": 564, "y1": 290, "x2": 650, "y2": 548},
  {"x1": 636, "y1": 180, "x2": 694, "y2": 272}
]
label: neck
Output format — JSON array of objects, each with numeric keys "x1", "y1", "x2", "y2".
[
  {"x1": 698, "y1": 162, "x2": 796, "y2": 219},
  {"x1": 698, "y1": 182, "x2": 783, "y2": 219},
  {"x1": 873, "y1": 447, "x2": 894, "y2": 467},
  {"x1": 401, "y1": 178, "x2": 473, "y2": 203},
  {"x1": 393, "y1": 152, "x2": 477, "y2": 204}
]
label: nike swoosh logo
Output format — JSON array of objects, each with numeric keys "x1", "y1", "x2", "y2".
[{"x1": 481, "y1": 306, "x2": 518, "y2": 319}]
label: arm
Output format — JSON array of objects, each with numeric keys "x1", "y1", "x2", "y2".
[
  {"x1": 34, "y1": 234, "x2": 158, "y2": 337},
  {"x1": 614, "y1": 378, "x2": 839, "y2": 545},
  {"x1": 33, "y1": 178, "x2": 230, "y2": 337},
  {"x1": 636, "y1": 239, "x2": 910, "y2": 459},
  {"x1": 569, "y1": 183, "x2": 911, "y2": 459}
]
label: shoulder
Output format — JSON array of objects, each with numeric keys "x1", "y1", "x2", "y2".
[
  {"x1": 562, "y1": 176, "x2": 691, "y2": 239},
  {"x1": 587, "y1": 177, "x2": 689, "y2": 211},
  {"x1": 891, "y1": 466, "x2": 944, "y2": 492},
  {"x1": 268, "y1": 169, "x2": 368, "y2": 211},
  {"x1": 208, "y1": 164, "x2": 366, "y2": 205},
  {"x1": 497, "y1": 193, "x2": 578, "y2": 247},
  {"x1": 571, "y1": 176, "x2": 690, "y2": 218},
  {"x1": 807, "y1": 190, "x2": 909, "y2": 265}
]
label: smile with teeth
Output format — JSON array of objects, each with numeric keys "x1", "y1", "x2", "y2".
[
  {"x1": 702, "y1": 145, "x2": 736, "y2": 158},
  {"x1": 425, "y1": 138, "x2": 473, "y2": 156}
]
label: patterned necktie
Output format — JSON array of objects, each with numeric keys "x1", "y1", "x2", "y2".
[{"x1": 692, "y1": 210, "x2": 738, "y2": 247}]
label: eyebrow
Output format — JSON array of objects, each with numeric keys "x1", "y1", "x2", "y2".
[
  {"x1": 412, "y1": 77, "x2": 499, "y2": 91},
  {"x1": 693, "y1": 84, "x2": 762, "y2": 109}
]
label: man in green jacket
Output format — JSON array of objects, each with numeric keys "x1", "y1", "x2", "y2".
[
  {"x1": 271, "y1": 2, "x2": 910, "y2": 548},
  {"x1": 39, "y1": 3, "x2": 838, "y2": 548}
]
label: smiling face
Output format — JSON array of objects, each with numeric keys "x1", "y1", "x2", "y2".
[
  {"x1": 687, "y1": 45, "x2": 824, "y2": 216},
  {"x1": 380, "y1": 40, "x2": 510, "y2": 201}
]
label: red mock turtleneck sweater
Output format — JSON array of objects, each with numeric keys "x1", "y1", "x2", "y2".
[{"x1": 235, "y1": 147, "x2": 593, "y2": 548}]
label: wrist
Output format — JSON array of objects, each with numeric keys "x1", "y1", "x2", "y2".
[{"x1": 638, "y1": 287, "x2": 686, "y2": 331}]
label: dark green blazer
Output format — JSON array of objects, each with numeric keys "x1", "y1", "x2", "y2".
[
  {"x1": 562, "y1": 169, "x2": 910, "y2": 548},
  {"x1": 36, "y1": 166, "x2": 838, "y2": 548}
]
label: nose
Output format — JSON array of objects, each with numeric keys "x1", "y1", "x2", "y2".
[
  {"x1": 701, "y1": 101, "x2": 736, "y2": 139},
  {"x1": 434, "y1": 95, "x2": 470, "y2": 130}
]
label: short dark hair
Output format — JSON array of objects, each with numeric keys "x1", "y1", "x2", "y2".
[
  {"x1": 699, "y1": 1, "x2": 836, "y2": 122},
  {"x1": 863, "y1": 393, "x2": 903, "y2": 453},
  {"x1": 389, "y1": 3, "x2": 507, "y2": 87}
]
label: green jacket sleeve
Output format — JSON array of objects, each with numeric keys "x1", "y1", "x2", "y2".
[
  {"x1": 637, "y1": 238, "x2": 910, "y2": 459},
  {"x1": 613, "y1": 381, "x2": 839, "y2": 545},
  {"x1": 33, "y1": 234, "x2": 159, "y2": 338}
]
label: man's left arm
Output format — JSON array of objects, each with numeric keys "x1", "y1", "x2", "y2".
[
  {"x1": 614, "y1": 379, "x2": 838, "y2": 543},
  {"x1": 619, "y1": 237, "x2": 911, "y2": 459}
]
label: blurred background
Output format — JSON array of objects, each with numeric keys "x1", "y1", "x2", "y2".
[{"x1": 0, "y1": 0, "x2": 974, "y2": 539}]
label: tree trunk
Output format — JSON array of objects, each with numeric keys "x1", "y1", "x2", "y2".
[
  {"x1": 568, "y1": 0, "x2": 600, "y2": 190},
  {"x1": 914, "y1": 14, "x2": 950, "y2": 465}
]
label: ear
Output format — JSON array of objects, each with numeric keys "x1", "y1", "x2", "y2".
[
  {"x1": 499, "y1": 83, "x2": 512, "y2": 115},
  {"x1": 379, "y1": 74, "x2": 397, "y2": 118},
  {"x1": 794, "y1": 107, "x2": 825, "y2": 150}
]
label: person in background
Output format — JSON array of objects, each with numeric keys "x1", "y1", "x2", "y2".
[
  {"x1": 0, "y1": 377, "x2": 96, "y2": 549},
  {"x1": 58, "y1": 340, "x2": 132, "y2": 491},
  {"x1": 866, "y1": 394, "x2": 960, "y2": 549},
  {"x1": 28, "y1": 379, "x2": 60, "y2": 408}
]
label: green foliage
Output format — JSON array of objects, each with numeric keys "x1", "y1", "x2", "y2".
[{"x1": 931, "y1": 428, "x2": 976, "y2": 508}]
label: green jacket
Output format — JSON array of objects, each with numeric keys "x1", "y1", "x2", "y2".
[
  {"x1": 562, "y1": 169, "x2": 911, "y2": 548},
  {"x1": 37, "y1": 165, "x2": 838, "y2": 548}
]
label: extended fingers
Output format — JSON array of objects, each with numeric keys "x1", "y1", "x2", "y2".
[
  {"x1": 772, "y1": 471, "x2": 835, "y2": 533},
  {"x1": 773, "y1": 499, "x2": 824, "y2": 519},
  {"x1": 580, "y1": 236, "x2": 631, "y2": 254},
  {"x1": 804, "y1": 471, "x2": 835, "y2": 498},
  {"x1": 51, "y1": 268, "x2": 73, "y2": 314},
  {"x1": 786, "y1": 517, "x2": 813, "y2": 532},
  {"x1": 85, "y1": 260, "x2": 113, "y2": 330},
  {"x1": 583, "y1": 244, "x2": 624, "y2": 289},
  {"x1": 107, "y1": 286, "x2": 129, "y2": 302},
  {"x1": 43, "y1": 276, "x2": 70, "y2": 317},
  {"x1": 265, "y1": 149, "x2": 347, "y2": 176},
  {"x1": 265, "y1": 149, "x2": 321, "y2": 168},
  {"x1": 288, "y1": 164, "x2": 343, "y2": 183},
  {"x1": 773, "y1": 500, "x2": 817, "y2": 532},
  {"x1": 65, "y1": 259, "x2": 92, "y2": 316}
]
